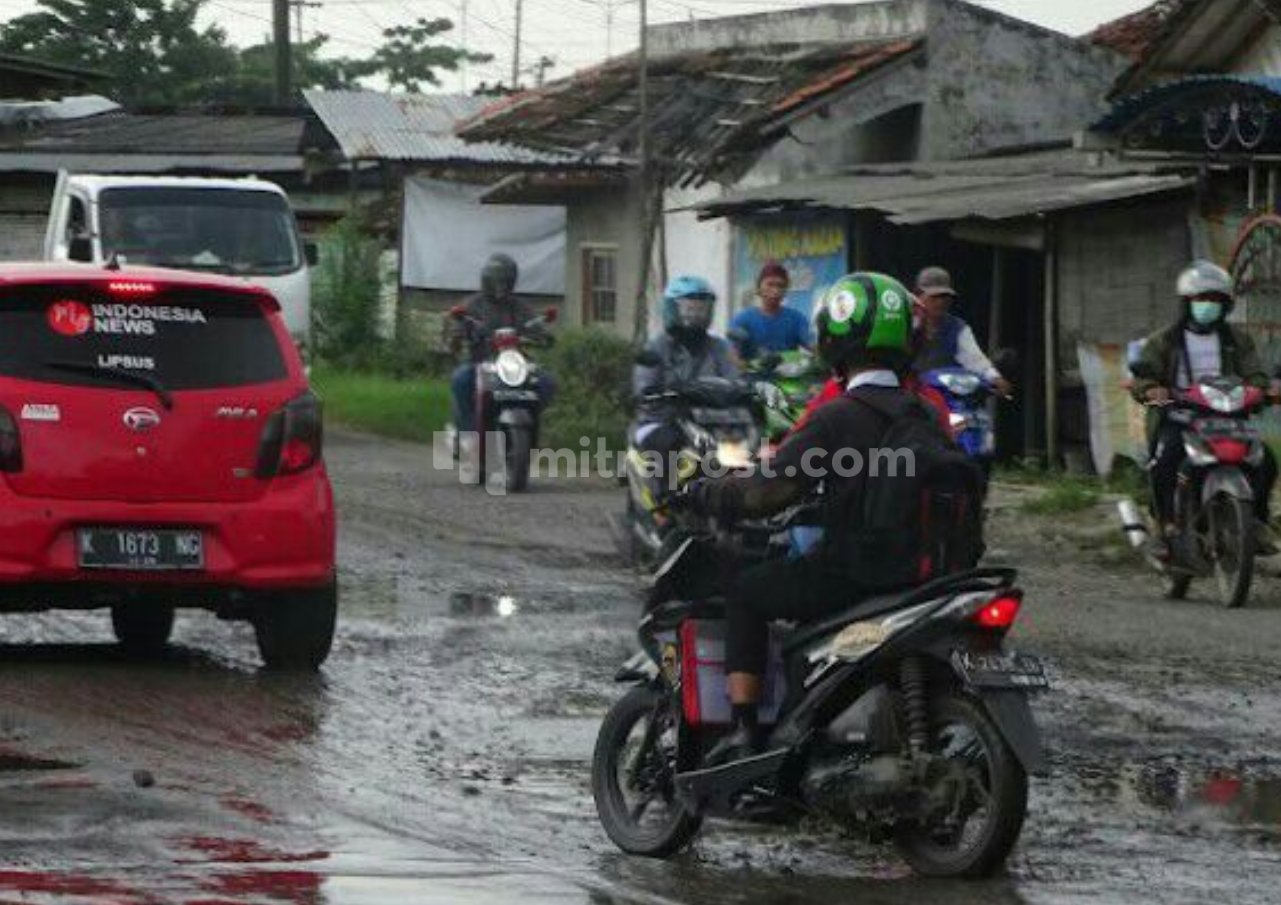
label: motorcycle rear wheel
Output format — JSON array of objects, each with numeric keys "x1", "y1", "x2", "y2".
[
  {"x1": 592, "y1": 686, "x2": 702, "y2": 858},
  {"x1": 1208, "y1": 493, "x2": 1254, "y2": 608},
  {"x1": 895, "y1": 694, "x2": 1027, "y2": 878}
]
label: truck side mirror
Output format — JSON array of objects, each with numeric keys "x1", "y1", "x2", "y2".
[
  {"x1": 304, "y1": 241, "x2": 320, "y2": 267},
  {"x1": 68, "y1": 235, "x2": 93, "y2": 263}
]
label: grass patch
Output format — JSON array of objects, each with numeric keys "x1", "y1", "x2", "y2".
[
  {"x1": 1020, "y1": 481, "x2": 1103, "y2": 515},
  {"x1": 311, "y1": 363, "x2": 450, "y2": 443}
]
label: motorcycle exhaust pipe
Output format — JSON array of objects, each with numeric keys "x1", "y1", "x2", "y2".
[{"x1": 1117, "y1": 498, "x2": 1148, "y2": 548}]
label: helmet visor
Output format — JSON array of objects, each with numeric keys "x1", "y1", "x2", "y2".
[{"x1": 674, "y1": 295, "x2": 714, "y2": 330}]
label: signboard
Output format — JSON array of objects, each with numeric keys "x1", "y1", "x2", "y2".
[{"x1": 731, "y1": 214, "x2": 849, "y2": 321}]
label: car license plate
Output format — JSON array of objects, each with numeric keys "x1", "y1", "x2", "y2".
[
  {"x1": 492, "y1": 389, "x2": 539, "y2": 402},
  {"x1": 951, "y1": 650, "x2": 1049, "y2": 690},
  {"x1": 78, "y1": 528, "x2": 204, "y2": 571}
]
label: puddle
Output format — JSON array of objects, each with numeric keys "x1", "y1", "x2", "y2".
[
  {"x1": 1132, "y1": 762, "x2": 1281, "y2": 833},
  {"x1": 450, "y1": 592, "x2": 521, "y2": 618}
]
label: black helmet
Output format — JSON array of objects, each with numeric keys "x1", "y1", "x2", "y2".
[{"x1": 481, "y1": 254, "x2": 518, "y2": 298}]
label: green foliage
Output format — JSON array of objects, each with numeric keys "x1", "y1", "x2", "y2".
[
  {"x1": 1020, "y1": 481, "x2": 1102, "y2": 516},
  {"x1": 539, "y1": 328, "x2": 635, "y2": 453},
  {"x1": 313, "y1": 217, "x2": 383, "y2": 362},
  {"x1": 0, "y1": 2, "x2": 490, "y2": 106},
  {"x1": 311, "y1": 364, "x2": 450, "y2": 444}
]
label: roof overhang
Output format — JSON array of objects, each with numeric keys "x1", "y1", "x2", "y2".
[
  {"x1": 1083, "y1": 75, "x2": 1281, "y2": 160},
  {"x1": 479, "y1": 169, "x2": 630, "y2": 205},
  {"x1": 689, "y1": 152, "x2": 1195, "y2": 227}
]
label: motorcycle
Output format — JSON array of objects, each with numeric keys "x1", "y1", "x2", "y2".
[
  {"x1": 1121, "y1": 375, "x2": 1269, "y2": 608},
  {"x1": 617, "y1": 351, "x2": 762, "y2": 566},
  {"x1": 592, "y1": 510, "x2": 1049, "y2": 877},
  {"x1": 921, "y1": 368, "x2": 998, "y2": 467},
  {"x1": 448, "y1": 305, "x2": 557, "y2": 493},
  {"x1": 746, "y1": 348, "x2": 825, "y2": 444}
]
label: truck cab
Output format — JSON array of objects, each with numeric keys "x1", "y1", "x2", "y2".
[{"x1": 45, "y1": 174, "x2": 316, "y2": 347}]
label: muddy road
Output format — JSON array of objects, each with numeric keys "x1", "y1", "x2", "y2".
[{"x1": 0, "y1": 429, "x2": 1279, "y2": 903}]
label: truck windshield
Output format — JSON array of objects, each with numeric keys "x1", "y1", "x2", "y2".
[{"x1": 99, "y1": 188, "x2": 301, "y2": 276}]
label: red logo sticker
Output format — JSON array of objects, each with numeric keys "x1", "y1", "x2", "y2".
[{"x1": 48, "y1": 301, "x2": 93, "y2": 337}]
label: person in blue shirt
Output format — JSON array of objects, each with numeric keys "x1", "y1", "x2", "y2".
[{"x1": 729, "y1": 261, "x2": 814, "y2": 360}]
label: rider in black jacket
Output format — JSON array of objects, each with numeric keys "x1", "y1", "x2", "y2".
[{"x1": 686, "y1": 272, "x2": 923, "y2": 765}]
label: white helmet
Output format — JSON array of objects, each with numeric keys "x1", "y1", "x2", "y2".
[{"x1": 1177, "y1": 260, "x2": 1234, "y2": 300}]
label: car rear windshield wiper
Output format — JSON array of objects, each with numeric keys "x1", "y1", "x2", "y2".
[{"x1": 44, "y1": 360, "x2": 175, "y2": 410}]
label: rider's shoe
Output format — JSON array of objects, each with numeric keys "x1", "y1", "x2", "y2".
[{"x1": 704, "y1": 723, "x2": 762, "y2": 768}]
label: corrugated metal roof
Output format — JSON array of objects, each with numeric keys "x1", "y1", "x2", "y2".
[
  {"x1": 304, "y1": 89, "x2": 570, "y2": 165},
  {"x1": 0, "y1": 111, "x2": 316, "y2": 156},
  {"x1": 692, "y1": 149, "x2": 1194, "y2": 225}
]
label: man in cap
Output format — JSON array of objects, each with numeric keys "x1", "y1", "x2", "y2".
[{"x1": 912, "y1": 266, "x2": 1012, "y2": 397}]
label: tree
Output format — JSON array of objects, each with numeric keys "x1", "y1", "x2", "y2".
[
  {"x1": 0, "y1": 0, "x2": 237, "y2": 107},
  {"x1": 212, "y1": 36, "x2": 377, "y2": 107},
  {"x1": 368, "y1": 17, "x2": 492, "y2": 93}
]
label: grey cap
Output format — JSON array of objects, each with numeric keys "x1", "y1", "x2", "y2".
[{"x1": 916, "y1": 266, "x2": 956, "y2": 297}]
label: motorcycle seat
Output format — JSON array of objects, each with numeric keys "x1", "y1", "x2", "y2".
[{"x1": 778, "y1": 590, "x2": 916, "y2": 655}]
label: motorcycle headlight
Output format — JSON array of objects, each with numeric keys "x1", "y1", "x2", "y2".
[
  {"x1": 495, "y1": 349, "x2": 529, "y2": 388},
  {"x1": 1184, "y1": 434, "x2": 1218, "y2": 466},
  {"x1": 949, "y1": 412, "x2": 970, "y2": 430},
  {"x1": 1201, "y1": 384, "x2": 1245, "y2": 413},
  {"x1": 939, "y1": 372, "x2": 983, "y2": 396}
]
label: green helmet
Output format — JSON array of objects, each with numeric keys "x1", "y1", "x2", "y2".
[{"x1": 814, "y1": 272, "x2": 912, "y2": 371}]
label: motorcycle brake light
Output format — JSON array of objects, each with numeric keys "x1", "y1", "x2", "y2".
[{"x1": 973, "y1": 596, "x2": 1021, "y2": 630}]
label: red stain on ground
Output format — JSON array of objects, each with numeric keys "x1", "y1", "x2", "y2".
[
  {"x1": 201, "y1": 871, "x2": 323, "y2": 905},
  {"x1": 178, "y1": 837, "x2": 329, "y2": 865},
  {"x1": 0, "y1": 871, "x2": 149, "y2": 903},
  {"x1": 220, "y1": 797, "x2": 277, "y2": 824}
]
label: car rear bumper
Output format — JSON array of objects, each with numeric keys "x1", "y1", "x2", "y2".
[{"x1": 0, "y1": 470, "x2": 335, "y2": 599}]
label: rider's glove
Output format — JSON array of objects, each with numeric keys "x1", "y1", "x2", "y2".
[{"x1": 755, "y1": 381, "x2": 786, "y2": 410}]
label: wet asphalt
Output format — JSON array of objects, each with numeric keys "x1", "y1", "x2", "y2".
[{"x1": 0, "y1": 429, "x2": 1278, "y2": 903}]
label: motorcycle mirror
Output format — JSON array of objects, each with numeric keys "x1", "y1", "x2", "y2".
[
  {"x1": 991, "y1": 347, "x2": 1019, "y2": 375},
  {"x1": 448, "y1": 305, "x2": 467, "y2": 320},
  {"x1": 635, "y1": 349, "x2": 663, "y2": 368},
  {"x1": 544, "y1": 306, "x2": 559, "y2": 323}
]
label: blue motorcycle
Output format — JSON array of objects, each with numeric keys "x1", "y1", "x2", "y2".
[{"x1": 922, "y1": 367, "x2": 998, "y2": 467}]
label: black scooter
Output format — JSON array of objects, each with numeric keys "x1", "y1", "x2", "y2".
[{"x1": 592, "y1": 514, "x2": 1048, "y2": 878}]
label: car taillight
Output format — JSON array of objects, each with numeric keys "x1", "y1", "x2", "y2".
[
  {"x1": 256, "y1": 392, "x2": 323, "y2": 478},
  {"x1": 973, "y1": 596, "x2": 1021, "y2": 630},
  {"x1": 0, "y1": 406, "x2": 21, "y2": 472}
]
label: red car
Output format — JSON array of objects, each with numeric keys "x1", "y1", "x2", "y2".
[{"x1": 0, "y1": 263, "x2": 336, "y2": 669}]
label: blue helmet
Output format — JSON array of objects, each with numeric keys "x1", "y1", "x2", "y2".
[{"x1": 662, "y1": 275, "x2": 716, "y2": 336}]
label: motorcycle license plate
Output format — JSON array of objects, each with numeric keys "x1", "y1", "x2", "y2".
[
  {"x1": 951, "y1": 650, "x2": 1049, "y2": 690},
  {"x1": 492, "y1": 389, "x2": 539, "y2": 402},
  {"x1": 78, "y1": 528, "x2": 204, "y2": 571}
]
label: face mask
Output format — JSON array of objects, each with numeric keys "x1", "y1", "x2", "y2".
[{"x1": 1190, "y1": 300, "x2": 1224, "y2": 326}]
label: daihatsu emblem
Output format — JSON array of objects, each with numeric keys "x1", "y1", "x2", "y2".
[{"x1": 123, "y1": 407, "x2": 161, "y2": 432}]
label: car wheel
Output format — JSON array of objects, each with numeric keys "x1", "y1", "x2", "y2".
[
  {"x1": 253, "y1": 583, "x2": 338, "y2": 671},
  {"x1": 111, "y1": 604, "x2": 175, "y2": 657}
]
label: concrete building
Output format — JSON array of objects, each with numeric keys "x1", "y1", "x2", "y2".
[{"x1": 459, "y1": 0, "x2": 1126, "y2": 344}]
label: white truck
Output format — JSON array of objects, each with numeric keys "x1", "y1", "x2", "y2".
[{"x1": 45, "y1": 173, "x2": 316, "y2": 347}]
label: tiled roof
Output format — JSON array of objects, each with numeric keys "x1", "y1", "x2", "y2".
[
  {"x1": 1088, "y1": 1, "x2": 1186, "y2": 62},
  {"x1": 457, "y1": 39, "x2": 924, "y2": 184}
]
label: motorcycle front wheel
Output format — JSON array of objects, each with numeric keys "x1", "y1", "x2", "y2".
[
  {"x1": 592, "y1": 686, "x2": 702, "y2": 858},
  {"x1": 501, "y1": 426, "x2": 532, "y2": 493},
  {"x1": 895, "y1": 694, "x2": 1028, "y2": 878},
  {"x1": 1208, "y1": 493, "x2": 1254, "y2": 608}
]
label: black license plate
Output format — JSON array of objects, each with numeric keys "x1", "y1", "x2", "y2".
[
  {"x1": 78, "y1": 528, "x2": 204, "y2": 571},
  {"x1": 492, "y1": 389, "x2": 539, "y2": 402},
  {"x1": 952, "y1": 650, "x2": 1049, "y2": 690}
]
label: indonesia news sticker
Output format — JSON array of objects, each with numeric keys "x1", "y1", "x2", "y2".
[{"x1": 21, "y1": 403, "x2": 61, "y2": 423}]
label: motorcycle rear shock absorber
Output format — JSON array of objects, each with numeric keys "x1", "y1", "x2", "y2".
[{"x1": 900, "y1": 656, "x2": 930, "y2": 757}]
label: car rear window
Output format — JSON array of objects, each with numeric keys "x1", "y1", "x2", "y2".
[{"x1": 0, "y1": 284, "x2": 288, "y2": 390}]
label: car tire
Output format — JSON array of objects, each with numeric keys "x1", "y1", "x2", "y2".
[
  {"x1": 253, "y1": 583, "x2": 338, "y2": 671},
  {"x1": 111, "y1": 604, "x2": 175, "y2": 657}
]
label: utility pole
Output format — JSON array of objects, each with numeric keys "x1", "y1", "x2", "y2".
[
  {"x1": 461, "y1": 0, "x2": 470, "y2": 91},
  {"x1": 605, "y1": 1, "x2": 614, "y2": 58},
  {"x1": 511, "y1": 0, "x2": 524, "y2": 90},
  {"x1": 291, "y1": 0, "x2": 322, "y2": 45},
  {"x1": 273, "y1": 0, "x2": 292, "y2": 105},
  {"x1": 632, "y1": 0, "x2": 652, "y2": 342}
]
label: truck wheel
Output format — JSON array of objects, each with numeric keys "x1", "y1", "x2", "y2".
[
  {"x1": 111, "y1": 604, "x2": 175, "y2": 657},
  {"x1": 253, "y1": 583, "x2": 338, "y2": 671}
]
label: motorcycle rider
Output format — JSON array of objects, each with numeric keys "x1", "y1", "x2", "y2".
[
  {"x1": 448, "y1": 253, "x2": 555, "y2": 435},
  {"x1": 913, "y1": 266, "x2": 1013, "y2": 397},
  {"x1": 1130, "y1": 260, "x2": 1277, "y2": 546},
  {"x1": 633, "y1": 276, "x2": 740, "y2": 472},
  {"x1": 730, "y1": 261, "x2": 813, "y2": 359},
  {"x1": 685, "y1": 272, "x2": 930, "y2": 765}
]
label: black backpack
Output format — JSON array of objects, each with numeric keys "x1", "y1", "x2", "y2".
[{"x1": 841, "y1": 389, "x2": 986, "y2": 591}]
